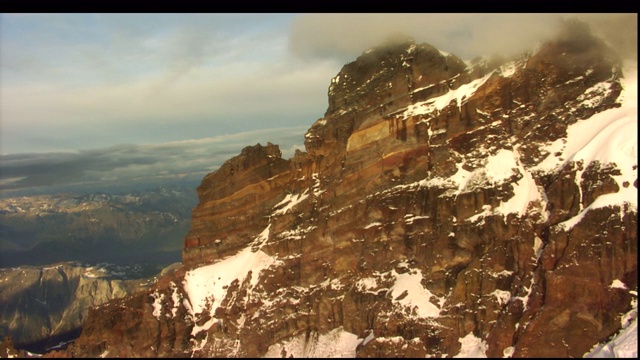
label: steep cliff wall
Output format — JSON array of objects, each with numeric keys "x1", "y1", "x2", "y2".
[
  {"x1": 0, "y1": 262, "x2": 153, "y2": 353},
  {"x1": 183, "y1": 142, "x2": 293, "y2": 266}
]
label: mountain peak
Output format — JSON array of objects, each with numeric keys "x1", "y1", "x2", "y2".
[
  {"x1": 325, "y1": 39, "x2": 468, "y2": 120},
  {"x1": 529, "y1": 18, "x2": 621, "y2": 82}
]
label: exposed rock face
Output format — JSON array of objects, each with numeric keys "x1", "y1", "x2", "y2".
[
  {"x1": 54, "y1": 24, "x2": 637, "y2": 358},
  {"x1": 0, "y1": 262, "x2": 154, "y2": 353},
  {"x1": 183, "y1": 142, "x2": 292, "y2": 267}
]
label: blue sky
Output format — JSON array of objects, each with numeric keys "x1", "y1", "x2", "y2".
[{"x1": 0, "y1": 13, "x2": 635, "y2": 195}]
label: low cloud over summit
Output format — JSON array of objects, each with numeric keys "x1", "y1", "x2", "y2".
[{"x1": 289, "y1": 14, "x2": 637, "y2": 62}]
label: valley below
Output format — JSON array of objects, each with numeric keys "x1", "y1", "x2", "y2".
[{"x1": 0, "y1": 186, "x2": 197, "y2": 352}]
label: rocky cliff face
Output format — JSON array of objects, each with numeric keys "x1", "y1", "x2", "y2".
[
  {"x1": 51, "y1": 23, "x2": 637, "y2": 358},
  {"x1": 0, "y1": 262, "x2": 158, "y2": 353}
]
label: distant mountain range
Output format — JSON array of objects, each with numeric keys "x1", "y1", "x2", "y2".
[{"x1": 0, "y1": 185, "x2": 197, "y2": 268}]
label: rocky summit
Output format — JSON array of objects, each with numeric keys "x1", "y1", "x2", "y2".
[{"x1": 47, "y1": 23, "x2": 636, "y2": 358}]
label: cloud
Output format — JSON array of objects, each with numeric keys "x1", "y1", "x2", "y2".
[
  {"x1": 574, "y1": 13, "x2": 638, "y2": 60},
  {"x1": 1, "y1": 14, "x2": 296, "y2": 87},
  {"x1": 0, "y1": 14, "x2": 339, "y2": 155},
  {"x1": 0, "y1": 127, "x2": 308, "y2": 196},
  {"x1": 289, "y1": 14, "x2": 637, "y2": 62},
  {"x1": 0, "y1": 41, "x2": 339, "y2": 154}
]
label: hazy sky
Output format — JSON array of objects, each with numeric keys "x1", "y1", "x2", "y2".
[{"x1": 0, "y1": 13, "x2": 636, "y2": 195}]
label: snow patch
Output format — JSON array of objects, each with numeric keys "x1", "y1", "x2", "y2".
[
  {"x1": 263, "y1": 327, "x2": 361, "y2": 358},
  {"x1": 273, "y1": 191, "x2": 310, "y2": 216},
  {"x1": 182, "y1": 225, "x2": 280, "y2": 336},
  {"x1": 576, "y1": 81, "x2": 615, "y2": 108},
  {"x1": 491, "y1": 290, "x2": 512, "y2": 306},
  {"x1": 364, "y1": 222, "x2": 382, "y2": 230},
  {"x1": 151, "y1": 290, "x2": 164, "y2": 320},
  {"x1": 584, "y1": 303, "x2": 637, "y2": 358},
  {"x1": 356, "y1": 277, "x2": 380, "y2": 294},
  {"x1": 361, "y1": 331, "x2": 375, "y2": 347},
  {"x1": 278, "y1": 225, "x2": 316, "y2": 240},
  {"x1": 255, "y1": 223, "x2": 271, "y2": 245},
  {"x1": 448, "y1": 148, "x2": 544, "y2": 221},
  {"x1": 312, "y1": 173, "x2": 325, "y2": 197},
  {"x1": 453, "y1": 332, "x2": 488, "y2": 358},
  {"x1": 532, "y1": 236, "x2": 544, "y2": 262},
  {"x1": 404, "y1": 214, "x2": 430, "y2": 225},
  {"x1": 513, "y1": 276, "x2": 535, "y2": 311},
  {"x1": 449, "y1": 160, "x2": 473, "y2": 194},
  {"x1": 390, "y1": 266, "x2": 442, "y2": 318},
  {"x1": 402, "y1": 72, "x2": 494, "y2": 117},
  {"x1": 489, "y1": 270, "x2": 513, "y2": 278},
  {"x1": 499, "y1": 61, "x2": 517, "y2": 78},
  {"x1": 559, "y1": 192, "x2": 635, "y2": 231},
  {"x1": 610, "y1": 279, "x2": 628, "y2": 290},
  {"x1": 484, "y1": 149, "x2": 519, "y2": 183},
  {"x1": 496, "y1": 148, "x2": 545, "y2": 219},
  {"x1": 503, "y1": 346, "x2": 515, "y2": 358},
  {"x1": 184, "y1": 246, "x2": 277, "y2": 317},
  {"x1": 534, "y1": 62, "x2": 637, "y2": 230},
  {"x1": 170, "y1": 282, "x2": 180, "y2": 317}
]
